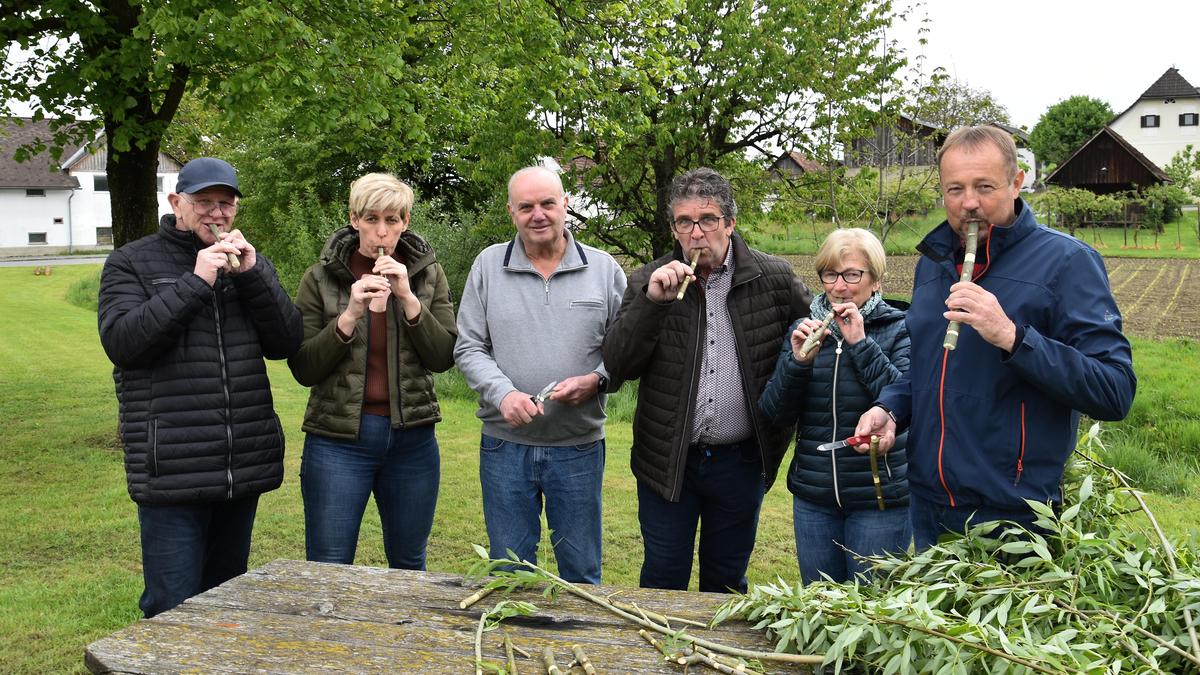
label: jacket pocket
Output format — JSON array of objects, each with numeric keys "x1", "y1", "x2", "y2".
[
  {"x1": 572, "y1": 439, "x2": 603, "y2": 454},
  {"x1": 273, "y1": 413, "x2": 286, "y2": 462},
  {"x1": 149, "y1": 417, "x2": 159, "y2": 478},
  {"x1": 1013, "y1": 402, "x2": 1026, "y2": 486},
  {"x1": 569, "y1": 298, "x2": 605, "y2": 309}
]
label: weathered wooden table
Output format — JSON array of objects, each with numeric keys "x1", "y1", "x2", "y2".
[{"x1": 85, "y1": 559, "x2": 810, "y2": 673}]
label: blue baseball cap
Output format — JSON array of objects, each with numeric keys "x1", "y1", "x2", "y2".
[{"x1": 175, "y1": 157, "x2": 243, "y2": 197}]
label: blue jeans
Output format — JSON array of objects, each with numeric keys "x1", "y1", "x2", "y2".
[
  {"x1": 637, "y1": 441, "x2": 765, "y2": 594},
  {"x1": 479, "y1": 433, "x2": 605, "y2": 584},
  {"x1": 910, "y1": 493, "x2": 1041, "y2": 550},
  {"x1": 792, "y1": 496, "x2": 911, "y2": 584},
  {"x1": 301, "y1": 415, "x2": 440, "y2": 569},
  {"x1": 137, "y1": 493, "x2": 260, "y2": 618}
]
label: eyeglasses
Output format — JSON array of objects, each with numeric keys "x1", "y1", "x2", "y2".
[
  {"x1": 182, "y1": 194, "x2": 239, "y2": 216},
  {"x1": 672, "y1": 215, "x2": 725, "y2": 234},
  {"x1": 819, "y1": 269, "x2": 868, "y2": 284}
]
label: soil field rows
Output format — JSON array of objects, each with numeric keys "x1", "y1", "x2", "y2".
[{"x1": 783, "y1": 255, "x2": 1197, "y2": 340}]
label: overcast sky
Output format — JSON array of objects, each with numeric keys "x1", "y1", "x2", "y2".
[{"x1": 894, "y1": 0, "x2": 1200, "y2": 130}]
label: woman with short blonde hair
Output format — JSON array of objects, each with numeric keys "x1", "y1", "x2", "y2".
[
  {"x1": 288, "y1": 172, "x2": 457, "y2": 569},
  {"x1": 759, "y1": 227, "x2": 911, "y2": 583}
]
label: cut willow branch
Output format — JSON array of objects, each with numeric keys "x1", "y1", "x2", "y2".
[
  {"x1": 816, "y1": 606, "x2": 1061, "y2": 675},
  {"x1": 514, "y1": 558, "x2": 823, "y2": 665},
  {"x1": 460, "y1": 585, "x2": 495, "y2": 609},
  {"x1": 474, "y1": 613, "x2": 486, "y2": 675},
  {"x1": 503, "y1": 632, "x2": 517, "y2": 675},
  {"x1": 610, "y1": 597, "x2": 708, "y2": 629},
  {"x1": 1055, "y1": 601, "x2": 1200, "y2": 669},
  {"x1": 1075, "y1": 450, "x2": 1200, "y2": 662},
  {"x1": 639, "y1": 629, "x2": 748, "y2": 674},
  {"x1": 571, "y1": 644, "x2": 596, "y2": 674},
  {"x1": 541, "y1": 647, "x2": 562, "y2": 674}
]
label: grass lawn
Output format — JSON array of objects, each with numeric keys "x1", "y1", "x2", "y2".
[{"x1": 2, "y1": 263, "x2": 1198, "y2": 672}]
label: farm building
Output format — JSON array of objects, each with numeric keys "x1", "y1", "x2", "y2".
[
  {"x1": 843, "y1": 114, "x2": 945, "y2": 170},
  {"x1": 0, "y1": 117, "x2": 181, "y2": 256},
  {"x1": 1044, "y1": 126, "x2": 1169, "y2": 194},
  {"x1": 1108, "y1": 67, "x2": 1200, "y2": 172},
  {"x1": 769, "y1": 151, "x2": 826, "y2": 180}
]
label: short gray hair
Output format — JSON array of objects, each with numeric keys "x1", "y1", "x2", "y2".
[
  {"x1": 937, "y1": 126, "x2": 1020, "y2": 182},
  {"x1": 507, "y1": 165, "x2": 565, "y2": 205},
  {"x1": 669, "y1": 168, "x2": 737, "y2": 219}
]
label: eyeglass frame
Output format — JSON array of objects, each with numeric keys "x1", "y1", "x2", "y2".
[
  {"x1": 818, "y1": 268, "x2": 869, "y2": 285},
  {"x1": 181, "y1": 193, "x2": 239, "y2": 216},
  {"x1": 671, "y1": 214, "x2": 727, "y2": 234}
]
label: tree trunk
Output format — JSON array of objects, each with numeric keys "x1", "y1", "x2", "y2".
[
  {"x1": 649, "y1": 150, "x2": 676, "y2": 260},
  {"x1": 107, "y1": 122, "x2": 162, "y2": 248}
]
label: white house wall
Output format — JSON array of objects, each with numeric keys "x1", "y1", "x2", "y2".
[
  {"x1": 0, "y1": 188, "x2": 74, "y2": 248},
  {"x1": 68, "y1": 171, "x2": 175, "y2": 247},
  {"x1": 1111, "y1": 99, "x2": 1200, "y2": 170},
  {"x1": 1017, "y1": 147, "x2": 1036, "y2": 190}
]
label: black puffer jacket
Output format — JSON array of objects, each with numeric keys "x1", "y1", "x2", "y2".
[
  {"x1": 98, "y1": 215, "x2": 303, "y2": 505},
  {"x1": 759, "y1": 299, "x2": 911, "y2": 510},
  {"x1": 602, "y1": 233, "x2": 812, "y2": 501}
]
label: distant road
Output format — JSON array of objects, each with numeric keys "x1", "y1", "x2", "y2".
[{"x1": 0, "y1": 255, "x2": 109, "y2": 267}]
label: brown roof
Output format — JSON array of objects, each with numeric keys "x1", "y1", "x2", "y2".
[
  {"x1": 1138, "y1": 67, "x2": 1200, "y2": 100},
  {"x1": 0, "y1": 118, "x2": 82, "y2": 189},
  {"x1": 782, "y1": 151, "x2": 825, "y2": 173},
  {"x1": 1044, "y1": 125, "x2": 1169, "y2": 186}
]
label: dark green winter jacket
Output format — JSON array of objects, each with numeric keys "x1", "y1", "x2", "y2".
[{"x1": 288, "y1": 226, "x2": 457, "y2": 439}]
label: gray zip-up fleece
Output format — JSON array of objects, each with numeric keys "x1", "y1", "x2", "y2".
[{"x1": 455, "y1": 230, "x2": 627, "y2": 446}]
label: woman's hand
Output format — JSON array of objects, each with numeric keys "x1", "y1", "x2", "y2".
[
  {"x1": 789, "y1": 318, "x2": 829, "y2": 364},
  {"x1": 832, "y1": 301, "x2": 866, "y2": 345},
  {"x1": 336, "y1": 275, "x2": 390, "y2": 337}
]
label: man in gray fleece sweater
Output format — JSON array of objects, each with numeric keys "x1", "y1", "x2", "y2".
[{"x1": 455, "y1": 166, "x2": 626, "y2": 583}]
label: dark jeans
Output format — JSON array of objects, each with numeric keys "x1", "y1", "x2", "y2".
[
  {"x1": 792, "y1": 496, "x2": 912, "y2": 584},
  {"x1": 637, "y1": 440, "x2": 765, "y2": 594},
  {"x1": 479, "y1": 433, "x2": 605, "y2": 584},
  {"x1": 137, "y1": 493, "x2": 260, "y2": 618},
  {"x1": 910, "y1": 493, "x2": 1040, "y2": 550},
  {"x1": 301, "y1": 415, "x2": 440, "y2": 569}
]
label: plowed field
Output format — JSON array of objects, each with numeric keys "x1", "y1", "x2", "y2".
[{"x1": 784, "y1": 255, "x2": 1197, "y2": 340}]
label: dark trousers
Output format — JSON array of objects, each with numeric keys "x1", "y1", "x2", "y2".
[
  {"x1": 910, "y1": 492, "x2": 1041, "y2": 550},
  {"x1": 637, "y1": 440, "x2": 765, "y2": 593},
  {"x1": 137, "y1": 494, "x2": 260, "y2": 618}
]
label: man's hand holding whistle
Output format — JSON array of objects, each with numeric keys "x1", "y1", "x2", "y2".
[{"x1": 647, "y1": 248, "x2": 705, "y2": 302}]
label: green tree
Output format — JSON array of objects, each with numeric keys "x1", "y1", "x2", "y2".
[
  {"x1": 462, "y1": 0, "x2": 903, "y2": 261},
  {"x1": 1028, "y1": 95, "x2": 1114, "y2": 169},
  {"x1": 1162, "y1": 145, "x2": 1200, "y2": 243},
  {"x1": 913, "y1": 73, "x2": 1011, "y2": 130},
  {"x1": 1, "y1": 1, "x2": 435, "y2": 247}
]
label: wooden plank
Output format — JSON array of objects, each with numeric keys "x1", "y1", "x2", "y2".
[{"x1": 86, "y1": 560, "x2": 810, "y2": 674}]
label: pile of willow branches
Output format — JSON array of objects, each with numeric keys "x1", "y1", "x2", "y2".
[{"x1": 713, "y1": 428, "x2": 1200, "y2": 674}]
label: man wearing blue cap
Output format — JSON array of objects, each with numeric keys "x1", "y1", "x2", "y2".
[{"x1": 98, "y1": 157, "x2": 303, "y2": 617}]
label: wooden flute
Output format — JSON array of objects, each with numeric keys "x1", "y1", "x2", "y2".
[
  {"x1": 208, "y1": 223, "x2": 239, "y2": 269},
  {"x1": 675, "y1": 249, "x2": 702, "y2": 301},
  {"x1": 797, "y1": 311, "x2": 836, "y2": 360},
  {"x1": 943, "y1": 220, "x2": 980, "y2": 350}
]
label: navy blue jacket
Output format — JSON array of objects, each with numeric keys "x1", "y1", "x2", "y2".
[
  {"x1": 760, "y1": 300, "x2": 911, "y2": 510},
  {"x1": 877, "y1": 199, "x2": 1136, "y2": 510}
]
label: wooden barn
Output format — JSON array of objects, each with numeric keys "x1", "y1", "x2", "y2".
[
  {"x1": 843, "y1": 114, "x2": 945, "y2": 169},
  {"x1": 1044, "y1": 126, "x2": 1168, "y2": 194},
  {"x1": 769, "y1": 151, "x2": 826, "y2": 180}
]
